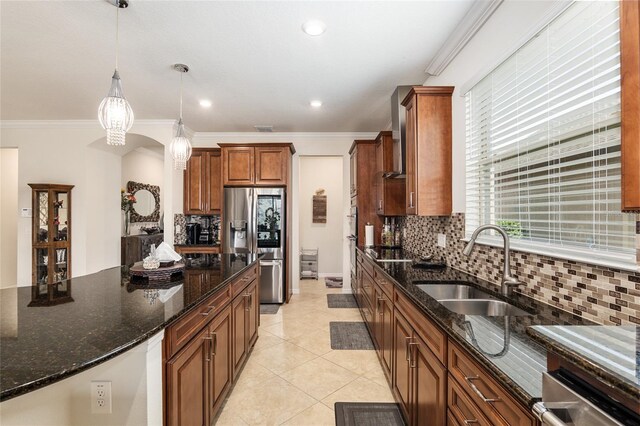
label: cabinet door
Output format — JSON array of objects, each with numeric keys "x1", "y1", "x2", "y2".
[
  {"x1": 231, "y1": 293, "x2": 247, "y2": 378},
  {"x1": 393, "y1": 310, "x2": 413, "y2": 422},
  {"x1": 255, "y1": 147, "x2": 288, "y2": 186},
  {"x1": 412, "y1": 333, "x2": 447, "y2": 426},
  {"x1": 184, "y1": 150, "x2": 207, "y2": 214},
  {"x1": 206, "y1": 150, "x2": 222, "y2": 213},
  {"x1": 380, "y1": 293, "x2": 393, "y2": 380},
  {"x1": 166, "y1": 327, "x2": 210, "y2": 426},
  {"x1": 246, "y1": 280, "x2": 258, "y2": 348},
  {"x1": 372, "y1": 286, "x2": 383, "y2": 351},
  {"x1": 208, "y1": 306, "x2": 232, "y2": 416},
  {"x1": 375, "y1": 140, "x2": 384, "y2": 214},
  {"x1": 223, "y1": 147, "x2": 255, "y2": 186},
  {"x1": 405, "y1": 97, "x2": 417, "y2": 215}
]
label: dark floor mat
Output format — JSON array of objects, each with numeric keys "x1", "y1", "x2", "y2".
[
  {"x1": 334, "y1": 402, "x2": 406, "y2": 426},
  {"x1": 329, "y1": 322, "x2": 374, "y2": 350},
  {"x1": 327, "y1": 294, "x2": 357, "y2": 308},
  {"x1": 259, "y1": 304, "x2": 280, "y2": 315}
]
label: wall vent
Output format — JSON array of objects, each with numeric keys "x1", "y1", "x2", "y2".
[{"x1": 254, "y1": 125, "x2": 273, "y2": 132}]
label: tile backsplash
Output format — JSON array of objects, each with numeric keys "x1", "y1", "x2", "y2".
[{"x1": 400, "y1": 213, "x2": 640, "y2": 325}]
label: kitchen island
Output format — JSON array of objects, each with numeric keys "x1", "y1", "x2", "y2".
[{"x1": 0, "y1": 252, "x2": 259, "y2": 425}]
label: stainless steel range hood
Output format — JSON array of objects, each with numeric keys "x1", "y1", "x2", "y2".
[{"x1": 387, "y1": 86, "x2": 414, "y2": 178}]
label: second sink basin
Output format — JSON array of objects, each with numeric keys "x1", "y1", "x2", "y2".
[
  {"x1": 416, "y1": 284, "x2": 495, "y2": 301},
  {"x1": 439, "y1": 299, "x2": 530, "y2": 316}
]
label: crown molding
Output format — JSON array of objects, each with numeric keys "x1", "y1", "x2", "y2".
[
  {"x1": 424, "y1": 0, "x2": 503, "y2": 77},
  {"x1": 192, "y1": 132, "x2": 378, "y2": 143},
  {"x1": 458, "y1": 0, "x2": 573, "y2": 95},
  {"x1": 0, "y1": 119, "x2": 176, "y2": 129}
]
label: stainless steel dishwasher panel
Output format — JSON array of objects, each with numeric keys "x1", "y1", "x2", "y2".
[{"x1": 259, "y1": 259, "x2": 283, "y2": 303}]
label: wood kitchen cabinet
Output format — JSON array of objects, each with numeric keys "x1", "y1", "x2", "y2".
[
  {"x1": 164, "y1": 263, "x2": 259, "y2": 426},
  {"x1": 166, "y1": 326, "x2": 210, "y2": 426},
  {"x1": 220, "y1": 144, "x2": 294, "y2": 187},
  {"x1": 402, "y1": 86, "x2": 454, "y2": 216},
  {"x1": 374, "y1": 131, "x2": 406, "y2": 216},
  {"x1": 393, "y1": 307, "x2": 447, "y2": 426},
  {"x1": 349, "y1": 140, "x2": 382, "y2": 245},
  {"x1": 621, "y1": 0, "x2": 640, "y2": 211},
  {"x1": 232, "y1": 278, "x2": 258, "y2": 379},
  {"x1": 373, "y1": 283, "x2": 393, "y2": 380},
  {"x1": 184, "y1": 148, "x2": 222, "y2": 214}
]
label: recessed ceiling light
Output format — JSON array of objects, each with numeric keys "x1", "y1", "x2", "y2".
[
  {"x1": 199, "y1": 100, "x2": 212, "y2": 108},
  {"x1": 302, "y1": 20, "x2": 326, "y2": 36},
  {"x1": 310, "y1": 100, "x2": 323, "y2": 108}
]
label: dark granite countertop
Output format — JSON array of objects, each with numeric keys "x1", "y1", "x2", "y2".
[
  {"x1": 528, "y1": 325, "x2": 639, "y2": 400},
  {"x1": 358, "y1": 246, "x2": 593, "y2": 408},
  {"x1": 0, "y1": 252, "x2": 259, "y2": 402}
]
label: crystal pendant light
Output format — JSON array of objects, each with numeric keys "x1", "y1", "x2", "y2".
[
  {"x1": 169, "y1": 64, "x2": 192, "y2": 170},
  {"x1": 98, "y1": 0, "x2": 134, "y2": 146}
]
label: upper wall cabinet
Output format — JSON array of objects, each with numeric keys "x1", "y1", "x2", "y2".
[
  {"x1": 402, "y1": 86, "x2": 454, "y2": 216},
  {"x1": 184, "y1": 148, "x2": 222, "y2": 215},
  {"x1": 374, "y1": 131, "x2": 406, "y2": 216},
  {"x1": 220, "y1": 144, "x2": 294, "y2": 187},
  {"x1": 621, "y1": 0, "x2": 640, "y2": 212}
]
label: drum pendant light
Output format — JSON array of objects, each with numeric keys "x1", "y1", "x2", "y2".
[
  {"x1": 169, "y1": 64, "x2": 192, "y2": 170},
  {"x1": 98, "y1": 0, "x2": 134, "y2": 146}
]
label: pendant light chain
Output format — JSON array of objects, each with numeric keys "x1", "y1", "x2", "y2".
[
  {"x1": 115, "y1": 5, "x2": 119, "y2": 70},
  {"x1": 179, "y1": 71, "x2": 184, "y2": 120}
]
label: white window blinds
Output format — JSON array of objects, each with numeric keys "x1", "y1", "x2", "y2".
[{"x1": 465, "y1": 1, "x2": 636, "y2": 263}]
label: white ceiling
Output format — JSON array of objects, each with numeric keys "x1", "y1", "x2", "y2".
[{"x1": 1, "y1": 0, "x2": 473, "y2": 132}]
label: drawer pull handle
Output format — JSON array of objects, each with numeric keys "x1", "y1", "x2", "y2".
[
  {"x1": 463, "y1": 420, "x2": 479, "y2": 425},
  {"x1": 405, "y1": 336, "x2": 412, "y2": 362},
  {"x1": 409, "y1": 342, "x2": 418, "y2": 368},
  {"x1": 201, "y1": 305, "x2": 215, "y2": 316},
  {"x1": 465, "y1": 376, "x2": 501, "y2": 403},
  {"x1": 211, "y1": 332, "x2": 217, "y2": 357},
  {"x1": 203, "y1": 334, "x2": 213, "y2": 361}
]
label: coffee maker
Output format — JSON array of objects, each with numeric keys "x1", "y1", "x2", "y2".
[{"x1": 186, "y1": 223, "x2": 201, "y2": 245}]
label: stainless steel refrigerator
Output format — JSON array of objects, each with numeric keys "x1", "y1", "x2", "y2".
[{"x1": 223, "y1": 187, "x2": 285, "y2": 303}]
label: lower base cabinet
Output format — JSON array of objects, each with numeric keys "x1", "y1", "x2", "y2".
[
  {"x1": 165, "y1": 266, "x2": 259, "y2": 426},
  {"x1": 166, "y1": 326, "x2": 211, "y2": 426},
  {"x1": 393, "y1": 309, "x2": 446, "y2": 426}
]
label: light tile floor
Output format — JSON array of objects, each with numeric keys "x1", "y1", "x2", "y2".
[{"x1": 216, "y1": 278, "x2": 395, "y2": 425}]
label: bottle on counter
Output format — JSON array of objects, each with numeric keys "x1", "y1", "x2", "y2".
[{"x1": 394, "y1": 221, "x2": 402, "y2": 247}]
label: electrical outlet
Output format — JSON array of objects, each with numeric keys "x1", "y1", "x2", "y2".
[
  {"x1": 91, "y1": 381, "x2": 112, "y2": 414},
  {"x1": 437, "y1": 233, "x2": 447, "y2": 248}
]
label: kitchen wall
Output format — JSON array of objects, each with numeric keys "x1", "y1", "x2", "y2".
[
  {"x1": 121, "y1": 146, "x2": 164, "y2": 235},
  {"x1": 1, "y1": 148, "x2": 19, "y2": 288},
  {"x1": 191, "y1": 132, "x2": 377, "y2": 293},
  {"x1": 298, "y1": 156, "x2": 344, "y2": 276},
  {"x1": 404, "y1": 1, "x2": 640, "y2": 325},
  {"x1": 0, "y1": 121, "x2": 178, "y2": 286}
]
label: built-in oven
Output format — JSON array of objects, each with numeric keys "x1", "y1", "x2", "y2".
[{"x1": 533, "y1": 370, "x2": 640, "y2": 426}]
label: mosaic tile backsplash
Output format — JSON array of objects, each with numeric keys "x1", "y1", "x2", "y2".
[{"x1": 400, "y1": 213, "x2": 640, "y2": 325}]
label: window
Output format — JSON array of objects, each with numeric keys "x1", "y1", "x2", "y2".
[{"x1": 465, "y1": 1, "x2": 636, "y2": 266}]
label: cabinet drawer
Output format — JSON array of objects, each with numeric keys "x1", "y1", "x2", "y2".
[
  {"x1": 362, "y1": 257, "x2": 375, "y2": 277},
  {"x1": 394, "y1": 289, "x2": 447, "y2": 364},
  {"x1": 166, "y1": 285, "x2": 231, "y2": 358},
  {"x1": 448, "y1": 342, "x2": 535, "y2": 426},
  {"x1": 232, "y1": 264, "x2": 258, "y2": 296},
  {"x1": 448, "y1": 374, "x2": 492, "y2": 426},
  {"x1": 373, "y1": 267, "x2": 393, "y2": 299}
]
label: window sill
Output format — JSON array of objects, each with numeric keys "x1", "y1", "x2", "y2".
[{"x1": 460, "y1": 236, "x2": 639, "y2": 273}]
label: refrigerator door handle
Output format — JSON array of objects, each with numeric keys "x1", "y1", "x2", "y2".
[
  {"x1": 250, "y1": 187, "x2": 257, "y2": 253},
  {"x1": 260, "y1": 260, "x2": 282, "y2": 267}
]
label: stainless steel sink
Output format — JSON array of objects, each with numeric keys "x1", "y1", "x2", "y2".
[
  {"x1": 416, "y1": 284, "x2": 495, "y2": 301},
  {"x1": 439, "y1": 299, "x2": 530, "y2": 316}
]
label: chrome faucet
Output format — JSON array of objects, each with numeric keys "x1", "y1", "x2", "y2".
[{"x1": 463, "y1": 224, "x2": 524, "y2": 296}]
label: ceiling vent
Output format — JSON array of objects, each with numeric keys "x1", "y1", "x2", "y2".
[{"x1": 254, "y1": 125, "x2": 273, "y2": 132}]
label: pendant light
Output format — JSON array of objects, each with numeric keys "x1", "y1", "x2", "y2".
[
  {"x1": 98, "y1": 0, "x2": 134, "y2": 146},
  {"x1": 169, "y1": 64, "x2": 192, "y2": 170}
]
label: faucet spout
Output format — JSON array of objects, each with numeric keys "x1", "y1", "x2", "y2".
[{"x1": 463, "y1": 224, "x2": 523, "y2": 296}]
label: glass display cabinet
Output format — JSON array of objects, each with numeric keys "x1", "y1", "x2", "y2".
[{"x1": 29, "y1": 183, "x2": 73, "y2": 285}]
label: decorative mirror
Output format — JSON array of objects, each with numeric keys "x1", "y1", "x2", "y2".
[{"x1": 127, "y1": 181, "x2": 160, "y2": 223}]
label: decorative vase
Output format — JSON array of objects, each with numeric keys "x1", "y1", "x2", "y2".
[{"x1": 124, "y1": 210, "x2": 130, "y2": 236}]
